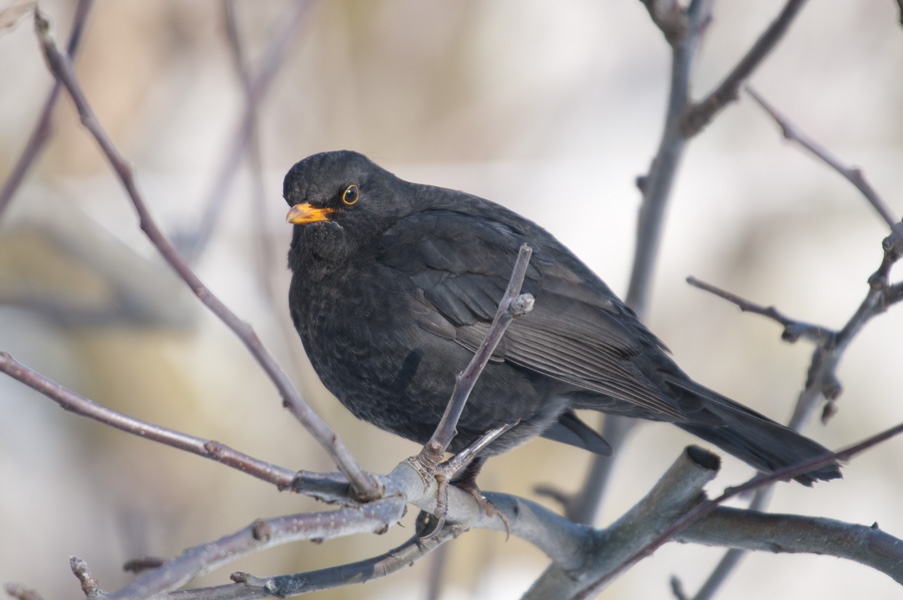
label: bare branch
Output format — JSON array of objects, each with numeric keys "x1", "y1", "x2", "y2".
[
  {"x1": 227, "y1": 526, "x2": 461, "y2": 599},
  {"x1": 686, "y1": 276, "x2": 835, "y2": 344},
  {"x1": 222, "y1": 0, "x2": 281, "y2": 310},
  {"x1": 0, "y1": 352, "x2": 355, "y2": 503},
  {"x1": 670, "y1": 487, "x2": 773, "y2": 600},
  {"x1": 419, "y1": 243, "x2": 534, "y2": 465},
  {"x1": 526, "y1": 446, "x2": 721, "y2": 599},
  {"x1": 679, "y1": 507, "x2": 903, "y2": 585},
  {"x1": 688, "y1": 222, "x2": 903, "y2": 429},
  {"x1": 174, "y1": 0, "x2": 312, "y2": 260},
  {"x1": 571, "y1": 0, "x2": 714, "y2": 528},
  {"x1": 627, "y1": 0, "x2": 713, "y2": 315},
  {"x1": 683, "y1": 0, "x2": 809, "y2": 136},
  {"x1": 69, "y1": 557, "x2": 103, "y2": 598},
  {"x1": 746, "y1": 86, "x2": 902, "y2": 234},
  {"x1": 639, "y1": 0, "x2": 688, "y2": 45},
  {"x1": 3, "y1": 582, "x2": 45, "y2": 600},
  {"x1": 579, "y1": 422, "x2": 903, "y2": 597},
  {"x1": 32, "y1": 9, "x2": 381, "y2": 501},
  {"x1": 0, "y1": 0, "x2": 92, "y2": 219},
  {"x1": 105, "y1": 500, "x2": 407, "y2": 600}
]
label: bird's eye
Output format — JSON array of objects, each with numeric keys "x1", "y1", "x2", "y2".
[{"x1": 342, "y1": 185, "x2": 359, "y2": 205}]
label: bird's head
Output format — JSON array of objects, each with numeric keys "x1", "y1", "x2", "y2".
[{"x1": 284, "y1": 151, "x2": 406, "y2": 263}]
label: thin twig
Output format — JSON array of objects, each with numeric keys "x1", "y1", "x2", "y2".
[
  {"x1": 683, "y1": 0, "x2": 809, "y2": 136},
  {"x1": 175, "y1": 0, "x2": 311, "y2": 261},
  {"x1": 0, "y1": 0, "x2": 93, "y2": 219},
  {"x1": 222, "y1": 0, "x2": 281, "y2": 309},
  {"x1": 690, "y1": 87, "x2": 903, "y2": 429},
  {"x1": 105, "y1": 499, "x2": 407, "y2": 600},
  {"x1": 746, "y1": 86, "x2": 901, "y2": 233},
  {"x1": 686, "y1": 276, "x2": 835, "y2": 344},
  {"x1": 236, "y1": 526, "x2": 461, "y2": 598},
  {"x1": 3, "y1": 582, "x2": 45, "y2": 600},
  {"x1": 418, "y1": 244, "x2": 534, "y2": 465},
  {"x1": 0, "y1": 352, "x2": 355, "y2": 503},
  {"x1": 33, "y1": 10, "x2": 381, "y2": 501},
  {"x1": 70, "y1": 557, "x2": 104, "y2": 598}
]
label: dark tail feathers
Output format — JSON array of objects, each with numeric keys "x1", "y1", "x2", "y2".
[{"x1": 677, "y1": 392, "x2": 841, "y2": 485}]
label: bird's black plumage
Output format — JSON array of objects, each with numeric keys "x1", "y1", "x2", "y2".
[{"x1": 284, "y1": 150, "x2": 840, "y2": 485}]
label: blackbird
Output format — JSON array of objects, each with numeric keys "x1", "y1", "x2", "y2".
[{"x1": 284, "y1": 150, "x2": 840, "y2": 485}]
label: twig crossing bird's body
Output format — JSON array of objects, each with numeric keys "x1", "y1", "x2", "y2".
[{"x1": 284, "y1": 151, "x2": 840, "y2": 485}]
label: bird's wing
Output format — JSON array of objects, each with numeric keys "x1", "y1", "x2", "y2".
[{"x1": 379, "y1": 209, "x2": 687, "y2": 421}]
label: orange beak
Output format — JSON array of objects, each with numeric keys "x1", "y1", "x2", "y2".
[{"x1": 286, "y1": 203, "x2": 334, "y2": 224}]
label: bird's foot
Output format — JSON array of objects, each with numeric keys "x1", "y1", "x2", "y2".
[
  {"x1": 411, "y1": 454, "x2": 511, "y2": 539},
  {"x1": 449, "y1": 457, "x2": 511, "y2": 540},
  {"x1": 408, "y1": 425, "x2": 515, "y2": 539}
]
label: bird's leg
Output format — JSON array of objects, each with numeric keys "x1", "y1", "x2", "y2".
[
  {"x1": 446, "y1": 456, "x2": 511, "y2": 539},
  {"x1": 410, "y1": 424, "x2": 514, "y2": 538}
]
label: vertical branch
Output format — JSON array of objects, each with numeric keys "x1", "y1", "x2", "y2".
[
  {"x1": 567, "y1": 0, "x2": 714, "y2": 526},
  {"x1": 570, "y1": 0, "x2": 813, "y2": 530},
  {"x1": 627, "y1": 0, "x2": 714, "y2": 315}
]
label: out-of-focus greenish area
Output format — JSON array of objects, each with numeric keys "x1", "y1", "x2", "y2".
[{"x1": 1, "y1": 1, "x2": 902, "y2": 598}]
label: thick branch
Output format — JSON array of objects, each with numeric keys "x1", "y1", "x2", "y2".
[
  {"x1": 526, "y1": 446, "x2": 720, "y2": 599},
  {"x1": 639, "y1": 0, "x2": 688, "y2": 45},
  {"x1": 679, "y1": 507, "x2": 903, "y2": 584},
  {"x1": 33, "y1": 9, "x2": 381, "y2": 501},
  {"x1": 576, "y1": 422, "x2": 903, "y2": 598}
]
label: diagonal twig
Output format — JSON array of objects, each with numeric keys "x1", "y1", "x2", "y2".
[
  {"x1": 105, "y1": 499, "x2": 407, "y2": 600},
  {"x1": 0, "y1": 0, "x2": 93, "y2": 219},
  {"x1": 682, "y1": 0, "x2": 809, "y2": 137},
  {"x1": 0, "y1": 351, "x2": 355, "y2": 503},
  {"x1": 418, "y1": 243, "x2": 534, "y2": 466},
  {"x1": 229, "y1": 523, "x2": 464, "y2": 598},
  {"x1": 222, "y1": 0, "x2": 281, "y2": 308},
  {"x1": 33, "y1": 8, "x2": 381, "y2": 501},
  {"x1": 686, "y1": 276, "x2": 835, "y2": 344},
  {"x1": 174, "y1": 0, "x2": 312, "y2": 261},
  {"x1": 746, "y1": 85, "x2": 902, "y2": 234}
]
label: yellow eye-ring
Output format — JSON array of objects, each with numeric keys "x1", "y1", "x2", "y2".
[{"x1": 342, "y1": 185, "x2": 359, "y2": 205}]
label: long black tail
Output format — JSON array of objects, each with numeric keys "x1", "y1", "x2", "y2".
[{"x1": 675, "y1": 386, "x2": 841, "y2": 485}]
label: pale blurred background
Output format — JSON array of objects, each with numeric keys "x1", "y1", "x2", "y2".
[{"x1": 1, "y1": 1, "x2": 902, "y2": 598}]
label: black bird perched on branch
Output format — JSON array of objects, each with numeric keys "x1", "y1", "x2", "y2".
[{"x1": 284, "y1": 150, "x2": 840, "y2": 485}]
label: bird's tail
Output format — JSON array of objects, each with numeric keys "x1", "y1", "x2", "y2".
[{"x1": 674, "y1": 384, "x2": 841, "y2": 485}]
